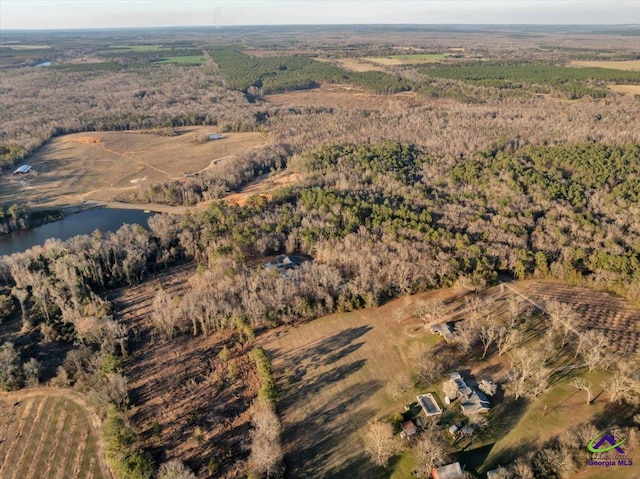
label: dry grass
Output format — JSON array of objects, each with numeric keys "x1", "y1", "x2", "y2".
[
  {"x1": 222, "y1": 170, "x2": 301, "y2": 206},
  {"x1": 260, "y1": 280, "x2": 640, "y2": 477},
  {"x1": 608, "y1": 84, "x2": 640, "y2": 94},
  {"x1": 264, "y1": 83, "x2": 431, "y2": 110},
  {"x1": 0, "y1": 127, "x2": 265, "y2": 207},
  {"x1": 570, "y1": 60, "x2": 640, "y2": 71},
  {"x1": 0, "y1": 392, "x2": 109, "y2": 479},
  {"x1": 316, "y1": 57, "x2": 387, "y2": 72},
  {"x1": 259, "y1": 287, "x2": 464, "y2": 478},
  {"x1": 241, "y1": 49, "x2": 312, "y2": 57}
]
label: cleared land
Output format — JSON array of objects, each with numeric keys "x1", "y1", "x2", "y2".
[
  {"x1": 316, "y1": 57, "x2": 386, "y2": 72},
  {"x1": 109, "y1": 263, "x2": 259, "y2": 477},
  {"x1": 259, "y1": 288, "x2": 458, "y2": 478},
  {"x1": 0, "y1": 127, "x2": 265, "y2": 207},
  {"x1": 514, "y1": 281, "x2": 640, "y2": 356},
  {"x1": 608, "y1": 84, "x2": 640, "y2": 94},
  {"x1": 364, "y1": 54, "x2": 446, "y2": 65},
  {"x1": 264, "y1": 83, "x2": 426, "y2": 109},
  {"x1": 0, "y1": 390, "x2": 111, "y2": 479},
  {"x1": 571, "y1": 60, "x2": 640, "y2": 71},
  {"x1": 153, "y1": 56, "x2": 207, "y2": 65},
  {"x1": 260, "y1": 280, "x2": 640, "y2": 478}
]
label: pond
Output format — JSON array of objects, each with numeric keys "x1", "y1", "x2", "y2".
[{"x1": 0, "y1": 208, "x2": 153, "y2": 257}]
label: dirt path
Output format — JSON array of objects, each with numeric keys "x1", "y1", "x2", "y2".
[
  {"x1": 100, "y1": 143, "x2": 172, "y2": 178},
  {"x1": 0, "y1": 387, "x2": 114, "y2": 479}
]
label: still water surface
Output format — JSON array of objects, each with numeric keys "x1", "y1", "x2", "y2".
[{"x1": 0, "y1": 208, "x2": 153, "y2": 257}]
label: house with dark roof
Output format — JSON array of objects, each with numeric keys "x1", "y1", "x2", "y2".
[{"x1": 444, "y1": 372, "x2": 491, "y2": 416}]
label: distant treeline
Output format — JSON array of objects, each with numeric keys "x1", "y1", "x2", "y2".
[
  {"x1": 209, "y1": 47, "x2": 412, "y2": 95},
  {"x1": 420, "y1": 61, "x2": 640, "y2": 99}
]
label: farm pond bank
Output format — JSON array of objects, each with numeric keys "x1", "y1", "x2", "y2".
[{"x1": 0, "y1": 207, "x2": 153, "y2": 256}]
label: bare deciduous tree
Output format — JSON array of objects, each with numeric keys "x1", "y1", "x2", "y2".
[
  {"x1": 249, "y1": 401, "x2": 283, "y2": 478},
  {"x1": 158, "y1": 460, "x2": 197, "y2": 479},
  {"x1": 496, "y1": 324, "x2": 522, "y2": 356},
  {"x1": 364, "y1": 421, "x2": 399, "y2": 468},
  {"x1": 569, "y1": 377, "x2": 593, "y2": 405}
]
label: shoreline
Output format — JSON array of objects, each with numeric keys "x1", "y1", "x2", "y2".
[{"x1": 0, "y1": 200, "x2": 187, "y2": 238}]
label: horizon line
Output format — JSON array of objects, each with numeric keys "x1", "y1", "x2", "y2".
[{"x1": 3, "y1": 22, "x2": 640, "y2": 32}]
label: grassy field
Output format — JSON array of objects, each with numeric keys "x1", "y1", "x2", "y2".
[
  {"x1": 0, "y1": 127, "x2": 265, "y2": 208},
  {"x1": 364, "y1": 54, "x2": 445, "y2": 65},
  {"x1": 153, "y1": 55, "x2": 207, "y2": 65},
  {"x1": 571, "y1": 60, "x2": 640, "y2": 71},
  {"x1": 389, "y1": 53, "x2": 446, "y2": 62},
  {"x1": 0, "y1": 392, "x2": 110, "y2": 479},
  {"x1": 609, "y1": 84, "x2": 640, "y2": 94},
  {"x1": 260, "y1": 280, "x2": 640, "y2": 478},
  {"x1": 264, "y1": 83, "x2": 424, "y2": 110},
  {"x1": 106, "y1": 45, "x2": 170, "y2": 52},
  {"x1": 259, "y1": 288, "x2": 457, "y2": 478},
  {"x1": 317, "y1": 57, "x2": 386, "y2": 72}
]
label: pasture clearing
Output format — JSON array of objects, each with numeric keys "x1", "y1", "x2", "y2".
[
  {"x1": 364, "y1": 54, "x2": 446, "y2": 66},
  {"x1": 241, "y1": 49, "x2": 313, "y2": 57},
  {"x1": 570, "y1": 60, "x2": 640, "y2": 71},
  {"x1": 108, "y1": 263, "x2": 260, "y2": 478},
  {"x1": 4, "y1": 44, "x2": 51, "y2": 50},
  {"x1": 105, "y1": 45, "x2": 170, "y2": 52},
  {"x1": 260, "y1": 279, "x2": 640, "y2": 477},
  {"x1": 153, "y1": 55, "x2": 207, "y2": 65},
  {"x1": 259, "y1": 287, "x2": 462, "y2": 478},
  {"x1": 264, "y1": 83, "x2": 425, "y2": 109},
  {"x1": 0, "y1": 127, "x2": 265, "y2": 208},
  {"x1": 0, "y1": 390, "x2": 110, "y2": 479},
  {"x1": 609, "y1": 84, "x2": 640, "y2": 94},
  {"x1": 389, "y1": 53, "x2": 446, "y2": 62},
  {"x1": 317, "y1": 57, "x2": 387, "y2": 72}
]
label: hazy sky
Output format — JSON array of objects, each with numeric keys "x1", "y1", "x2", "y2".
[{"x1": 1, "y1": 0, "x2": 639, "y2": 30}]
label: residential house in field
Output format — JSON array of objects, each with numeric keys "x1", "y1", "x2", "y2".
[
  {"x1": 444, "y1": 372, "x2": 491, "y2": 416},
  {"x1": 430, "y1": 323, "x2": 454, "y2": 342},
  {"x1": 432, "y1": 462, "x2": 464, "y2": 479}
]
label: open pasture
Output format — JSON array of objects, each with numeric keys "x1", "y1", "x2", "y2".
[
  {"x1": 259, "y1": 287, "x2": 464, "y2": 478},
  {"x1": 0, "y1": 391, "x2": 110, "y2": 479},
  {"x1": 0, "y1": 127, "x2": 265, "y2": 207},
  {"x1": 264, "y1": 83, "x2": 426, "y2": 109},
  {"x1": 570, "y1": 60, "x2": 640, "y2": 71},
  {"x1": 321, "y1": 57, "x2": 387, "y2": 72},
  {"x1": 608, "y1": 84, "x2": 640, "y2": 94}
]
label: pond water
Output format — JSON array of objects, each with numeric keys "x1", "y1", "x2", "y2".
[{"x1": 0, "y1": 208, "x2": 153, "y2": 257}]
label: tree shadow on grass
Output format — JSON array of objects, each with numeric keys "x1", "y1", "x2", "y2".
[{"x1": 284, "y1": 379, "x2": 381, "y2": 478}]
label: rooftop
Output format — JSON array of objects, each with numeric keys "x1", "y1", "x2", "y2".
[{"x1": 433, "y1": 462, "x2": 463, "y2": 479}]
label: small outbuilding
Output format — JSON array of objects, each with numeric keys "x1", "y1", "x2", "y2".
[
  {"x1": 400, "y1": 420, "x2": 417, "y2": 439},
  {"x1": 206, "y1": 133, "x2": 223, "y2": 141},
  {"x1": 13, "y1": 165, "x2": 32, "y2": 174},
  {"x1": 432, "y1": 462, "x2": 464, "y2": 479}
]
